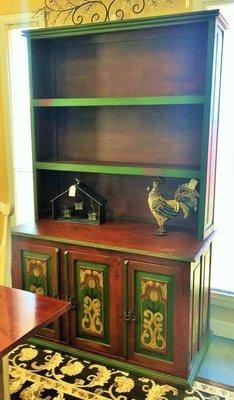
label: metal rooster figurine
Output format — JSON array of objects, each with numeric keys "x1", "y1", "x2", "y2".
[{"x1": 147, "y1": 178, "x2": 199, "y2": 235}]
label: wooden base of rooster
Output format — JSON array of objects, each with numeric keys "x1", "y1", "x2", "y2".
[{"x1": 147, "y1": 178, "x2": 199, "y2": 236}]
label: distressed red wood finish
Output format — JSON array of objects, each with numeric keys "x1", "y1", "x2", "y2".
[{"x1": 12, "y1": 220, "x2": 213, "y2": 385}]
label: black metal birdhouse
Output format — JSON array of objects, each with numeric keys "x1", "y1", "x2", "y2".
[{"x1": 50, "y1": 179, "x2": 107, "y2": 225}]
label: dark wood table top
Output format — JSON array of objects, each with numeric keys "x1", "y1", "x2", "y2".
[{"x1": 0, "y1": 285, "x2": 70, "y2": 357}]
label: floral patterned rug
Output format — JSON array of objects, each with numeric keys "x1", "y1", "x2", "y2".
[{"x1": 8, "y1": 343, "x2": 234, "y2": 400}]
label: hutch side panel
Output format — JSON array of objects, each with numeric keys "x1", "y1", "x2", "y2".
[
  {"x1": 199, "y1": 246, "x2": 211, "y2": 343},
  {"x1": 202, "y1": 27, "x2": 224, "y2": 239},
  {"x1": 190, "y1": 260, "x2": 201, "y2": 358},
  {"x1": 189, "y1": 242, "x2": 212, "y2": 363}
]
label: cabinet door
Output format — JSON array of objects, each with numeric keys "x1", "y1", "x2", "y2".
[
  {"x1": 126, "y1": 259, "x2": 187, "y2": 376},
  {"x1": 12, "y1": 241, "x2": 60, "y2": 339},
  {"x1": 68, "y1": 251, "x2": 124, "y2": 356}
]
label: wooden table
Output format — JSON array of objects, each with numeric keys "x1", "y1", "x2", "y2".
[{"x1": 0, "y1": 285, "x2": 71, "y2": 399}]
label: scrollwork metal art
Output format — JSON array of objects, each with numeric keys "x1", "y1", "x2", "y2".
[{"x1": 36, "y1": 0, "x2": 175, "y2": 26}]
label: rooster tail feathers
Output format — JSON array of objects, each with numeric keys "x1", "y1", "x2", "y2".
[
  {"x1": 174, "y1": 183, "x2": 199, "y2": 219},
  {"x1": 178, "y1": 197, "x2": 198, "y2": 219},
  {"x1": 179, "y1": 202, "x2": 190, "y2": 219}
]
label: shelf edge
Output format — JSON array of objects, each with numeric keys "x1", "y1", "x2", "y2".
[
  {"x1": 32, "y1": 96, "x2": 205, "y2": 107},
  {"x1": 35, "y1": 162, "x2": 201, "y2": 178}
]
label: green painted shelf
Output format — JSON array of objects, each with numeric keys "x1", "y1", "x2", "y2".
[
  {"x1": 35, "y1": 161, "x2": 201, "y2": 178},
  {"x1": 32, "y1": 96, "x2": 205, "y2": 107}
]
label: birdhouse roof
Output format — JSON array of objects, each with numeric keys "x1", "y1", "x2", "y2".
[
  {"x1": 49, "y1": 180, "x2": 107, "y2": 206},
  {"x1": 76, "y1": 181, "x2": 107, "y2": 206}
]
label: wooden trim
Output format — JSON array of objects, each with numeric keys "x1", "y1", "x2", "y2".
[{"x1": 197, "y1": 377, "x2": 234, "y2": 392}]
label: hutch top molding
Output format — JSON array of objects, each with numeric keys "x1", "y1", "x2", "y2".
[{"x1": 24, "y1": 9, "x2": 227, "y2": 38}]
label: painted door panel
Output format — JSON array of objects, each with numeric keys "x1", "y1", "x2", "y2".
[
  {"x1": 12, "y1": 241, "x2": 60, "y2": 339},
  {"x1": 126, "y1": 259, "x2": 187, "y2": 375},
  {"x1": 68, "y1": 250, "x2": 124, "y2": 356}
]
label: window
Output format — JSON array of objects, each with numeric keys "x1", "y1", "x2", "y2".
[
  {"x1": 206, "y1": 4, "x2": 234, "y2": 293},
  {"x1": 3, "y1": 14, "x2": 44, "y2": 226},
  {"x1": 9, "y1": 27, "x2": 34, "y2": 225}
]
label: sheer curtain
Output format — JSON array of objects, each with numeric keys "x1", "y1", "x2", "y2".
[
  {"x1": 9, "y1": 28, "x2": 34, "y2": 226},
  {"x1": 211, "y1": 4, "x2": 234, "y2": 293}
]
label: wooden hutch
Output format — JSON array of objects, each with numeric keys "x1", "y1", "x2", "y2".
[{"x1": 11, "y1": 10, "x2": 227, "y2": 386}]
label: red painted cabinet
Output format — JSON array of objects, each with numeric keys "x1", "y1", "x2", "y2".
[
  {"x1": 11, "y1": 9, "x2": 225, "y2": 386},
  {"x1": 11, "y1": 229, "x2": 212, "y2": 385}
]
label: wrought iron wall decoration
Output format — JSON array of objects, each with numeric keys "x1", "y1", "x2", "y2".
[{"x1": 36, "y1": 0, "x2": 178, "y2": 26}]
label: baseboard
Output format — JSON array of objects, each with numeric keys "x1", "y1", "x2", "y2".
[
  {"x1": 210, "y1": 291, "x2": 234, "y2": 340},
  {"x1": 210, "y1": 318, "x2": 234, "y2": 340},
  {"x1": 211, "y1": 290, "x2": 234, "y2": 309}
]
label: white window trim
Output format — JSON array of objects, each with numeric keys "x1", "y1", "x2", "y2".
[
  {"x1": 193, "y1": 0, "x2": 234, "y2": 10},
  {"x1": 0, "y1": 13, "x2": 44, "y2": 285},
  {"x1": 0, "y1": 13, "x2": 44, "y2": 227}
]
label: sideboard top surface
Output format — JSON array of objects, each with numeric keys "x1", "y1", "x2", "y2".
[{"x1": 11, "y1": 220, "x2": 213, "y2": 262}]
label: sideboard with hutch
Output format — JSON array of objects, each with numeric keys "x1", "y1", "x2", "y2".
[{"x1": 11, "y1": 10, "x2": 227, "y2": 386}]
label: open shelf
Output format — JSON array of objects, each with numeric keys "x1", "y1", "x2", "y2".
[
  {"x1": 32, "y1": 96, "x2": 205, "y2": 107},
  {"x1": 24, "y1": 10, "x2": 226, "y2": 240},
  {"x1": 34, "y1": 104, "x2": 203, "y2": 169},
  {"x1": 36, "y1": 170, "x2": 199, "y2": 232},
  {"x1": 30, "y1": 21, "x2": 208, "y2": 99},
  {"x1": 35, "y1": 161, "x2": 201, "y2": 178}
]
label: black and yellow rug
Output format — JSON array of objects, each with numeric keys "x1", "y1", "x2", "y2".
[{"x1": 8, "y1": 343, "x2": 234, "y2": 400}]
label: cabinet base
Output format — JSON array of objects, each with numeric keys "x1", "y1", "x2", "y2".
[
  {"x1": 189, "y1": 330, "x2": 213, "y2": 384},
  {"x1": 27, "y1": 334, "x2": 212, "y2": 388}
]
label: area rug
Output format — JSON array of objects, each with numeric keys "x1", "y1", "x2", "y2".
[{"x1": 8, "y1": 343, "x2": 234, "y2": 400}]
